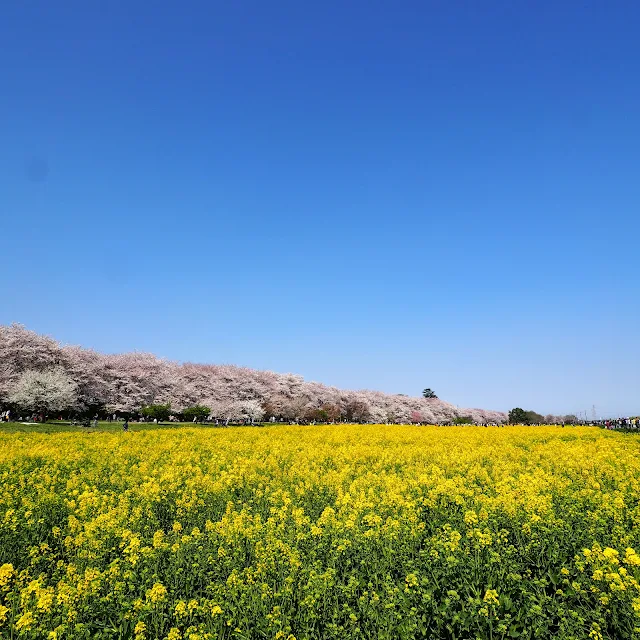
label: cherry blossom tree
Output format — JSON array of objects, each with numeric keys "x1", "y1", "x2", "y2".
[
  {"x1": 0, "y1": 324, "x2": 508, "y2": 424},
  {"x1": 240, "y1": 399, "x2": 265, "y2": 424},
  {"x1": 7, "y1": 368, "x2": 78, "y2": 417},
  {"x1": 0, "y1": 324, "x2": 65, "y2": 397}
]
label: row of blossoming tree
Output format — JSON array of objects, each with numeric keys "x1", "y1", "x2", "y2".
[{"x1": 0, "y1": 324, "x2": 511, "y2": 424}]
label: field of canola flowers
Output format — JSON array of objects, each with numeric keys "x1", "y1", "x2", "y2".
[{"x1": 1, "y1": 425, "x2": 640, "y2": 640}]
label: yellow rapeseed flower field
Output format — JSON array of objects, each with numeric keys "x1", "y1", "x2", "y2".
[{"x1": 1, "y1": 425, "x2": 640, "y2": 639}]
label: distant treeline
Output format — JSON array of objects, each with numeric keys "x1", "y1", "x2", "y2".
[{"x1": 0, "y1": 324, "x2": 507, "y2": 424}]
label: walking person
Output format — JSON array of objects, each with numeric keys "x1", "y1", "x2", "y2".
[{"x1": 123, "y1": 418, "x2": 129, "y2": 432}]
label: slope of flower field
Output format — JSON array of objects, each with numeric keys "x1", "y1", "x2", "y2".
[{"x1": 1, "y1": 425, "x2": 640, "y2": 639}]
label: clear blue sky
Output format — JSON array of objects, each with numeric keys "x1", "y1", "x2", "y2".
[{"x1": 1, "y1": 1, "x2": 639, "y2": 417}]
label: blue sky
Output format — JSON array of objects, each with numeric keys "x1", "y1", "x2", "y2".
[{"x1": 1, "y1": 1, "x2": 638, "y2": 417}]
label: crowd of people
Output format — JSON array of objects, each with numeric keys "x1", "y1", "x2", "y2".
[
  {"x1": 1, "y1": 409, "x2": 639, "y2": 431},
  {"x1": 599, "y1": 417, "x2": 640, "y2": 430}
]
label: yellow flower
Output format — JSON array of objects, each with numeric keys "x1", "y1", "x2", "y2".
[
  {"x1": 166, "y1": 628, "x2": 182, "y2": 640},
  {"x1": 405, "y1": 573, "x2": 418, "y2": 587},
  {"x1": 0, "y1": 604, "x2": 9, "y2": 625},
  {"x1": 0, "y1": 564, "x2": 14, "y2": 589},
  {"x1": 464, "y1": 511, "x2": 478, "y2": 525},
  {"x1": 153, "y1": 530, "x2": 166, "y2": 548},
  {"x1": 625, "y1": 548, "x2": 640, "y2": 566},
  {"x1": 589, "y1": 623, "x2": 603, "y2": 640},
  {"x1": 146, "y1": 582, "x2": 168, "y2": 603},
  {"x1": 16, "y1": 611, "x2": 35, "y2": 631},
  {"x1": 134, "y1": 621, "x2": 147, "y2": 638},
  {"x1": 483, "y1": 589, "x2": 499, "y2": 606}
]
